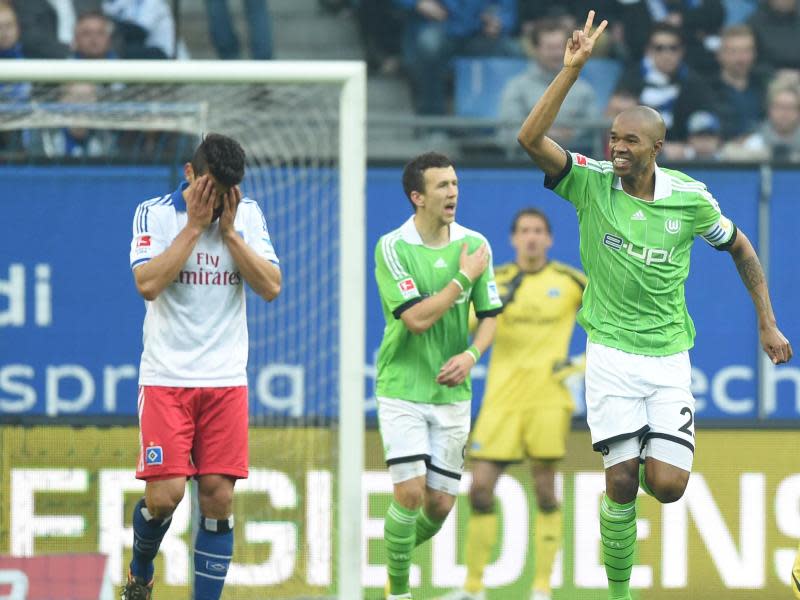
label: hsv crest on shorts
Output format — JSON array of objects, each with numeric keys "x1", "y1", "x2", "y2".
[{"x1": 145, "y1": 445, "x2": 163, "y2": 466}]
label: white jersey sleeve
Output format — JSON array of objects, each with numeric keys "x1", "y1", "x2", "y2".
[
  {"x1": 130, "y1": 195, "x2": 171, "y2": 269},
  {"x1": 241, "y1": 198, "x2": 279, "y2": 266}
]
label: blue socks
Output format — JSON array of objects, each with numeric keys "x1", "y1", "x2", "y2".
[
  {"x1": 130, "y1": 498, "x2": 172, "y2": 582},
  {"x1": 193, "y1": 515, "x2": 234, "y2": 600}
]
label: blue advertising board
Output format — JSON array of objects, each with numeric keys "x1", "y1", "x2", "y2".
[{"x1": 1, "y1": 165, "x2": 798, "y2": 419}]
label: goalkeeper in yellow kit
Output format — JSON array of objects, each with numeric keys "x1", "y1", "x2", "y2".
[{"x1": 439, "y1": 207, "x2": 585, "y2": 600}]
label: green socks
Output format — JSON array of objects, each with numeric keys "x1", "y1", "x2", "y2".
[
  {"x1": 384, "y1": 501, "x2": 418, "y2": 595},
  {"x1": 639, "y1": 462, "x2": 656, "y2": 498},
  {"x1": 414, "y1": 509, "x2": 444, "y2": 548},
  {"x1": 600, "y1": 493, "x2": 636, "y2": 600}
]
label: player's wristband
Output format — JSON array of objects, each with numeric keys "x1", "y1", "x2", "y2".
[
  {"x1": 452, "y1": 270, "x2": 472, "y2": 291},
  {"x1": 464, "y1": 344, "x2": 481, "y2": 364}
]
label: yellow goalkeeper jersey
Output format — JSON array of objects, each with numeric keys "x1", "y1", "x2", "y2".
[{"x1": 482, "y1": 260, "x2": 586, "y2": 410}]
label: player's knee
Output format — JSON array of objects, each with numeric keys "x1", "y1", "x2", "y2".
[
  {"x1": 468, "y1": 484, "x2": 495, "y2": 513},
  {"x1": 605, "y1": 467, "x2": 638, "y2": 502},
  {"x1": 536, "y1": 495, "x2": 559, "y2": 513},
  {"x1": 426, "y1": 492, "x2": 455, "y2": 521},
  {"x1": 146, "y1": 486, "x2": 184, "y2": 519},
  {"x1": 198, "y1": 484, "x2": 235, "y2": 519},
  {"x1": 394, "y1": 479, "x2": 425, "y2": 510},
  {"x1": 649, "y1": 472, "x2": 689, "y2": 504}
]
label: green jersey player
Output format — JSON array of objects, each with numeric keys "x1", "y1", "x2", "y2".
[
  {"x1": 517, "y1": 11, "x2": 793, "y2": 600},
  {"x1": 375, "y1": 152, "x2": 502, "y2": 600}
]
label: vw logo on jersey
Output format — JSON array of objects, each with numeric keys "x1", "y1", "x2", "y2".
[{"x1": 665, "y1": 219, "x2": 681, "y2": 234}]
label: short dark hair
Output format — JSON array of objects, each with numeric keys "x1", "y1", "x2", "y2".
[
  {"x1": 191, "y1": 133, "x2": 245, "y2": 187},
  {"x1": 76, "y1": 10, "x2": 110, "y2": 24},
  {"x1": 530, "y1": 18, "x2": 569, "y2": 47},
  {"x1": 511, "y1": 207, "x2": 551, "y2": 233},
  {"x1": 401, "y1": 151, "x2": 454, "y2": 209},
  {"x1": 649, "y1": 22, "x2": 684, "y2": 46}
]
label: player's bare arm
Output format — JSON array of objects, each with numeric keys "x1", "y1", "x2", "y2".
[
  {"x1": 727, "y1": 229, "x2": 793, "y2": 364},
  {"x1": 221, "y1": 186, "x2": 282, "y2": 301},
  {"x1": 134, "y1": 175, "x2": 215, "y2": 301},
  {"x1": 517, "y1": 10, "x2": 607, "y2": 177},
  {"x1": 401, "y1": 243, "x2": 489, "y2": 334},
  {"x1": 437, "y1": 316, "x2": 497, "y2": 387}
]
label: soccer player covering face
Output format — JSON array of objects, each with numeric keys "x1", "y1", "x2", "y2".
[
  {"x1": 439, "y1": 208, "x2": 585, "y2": 600},
  {"x1": 375, "y1": 152, "x2": 502, "y2": 600},
  {"x1": 124, "y1": 134, "x2": 281, "y2": 599},
  {"x1": 516, "y1": 11, "x2": 793, "y2": 600}
]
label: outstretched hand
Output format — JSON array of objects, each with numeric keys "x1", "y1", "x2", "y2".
[
  {"x1": 760, "y1": 324, "x2": 793, "y2": 364},
  {"x1": 564, "y1": 10, "x2": 608, "y2": 70}
]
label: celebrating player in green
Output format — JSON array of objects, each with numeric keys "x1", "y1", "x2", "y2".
[
  {"x1": 517, "y1": 11, "x2": 793, "y2": 600},
  {"x1": 375, "y1": 152, "x2": 502, "y2": 600}
]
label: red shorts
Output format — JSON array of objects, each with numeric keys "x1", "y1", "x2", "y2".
[{"x1": 136, "y1": 385, "x2": 249, "y2": 481}]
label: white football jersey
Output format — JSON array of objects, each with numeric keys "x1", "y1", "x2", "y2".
[{"x1": 130, "y1": 183, "x2": 279, "y2": 386}]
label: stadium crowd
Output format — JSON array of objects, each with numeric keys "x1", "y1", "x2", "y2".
[
  {"x1": 2, "y1": 0, "x2": 800, "y2": 162},
  {"x1": 351, "y1": 0, "x2": 800, "y2": 161}
]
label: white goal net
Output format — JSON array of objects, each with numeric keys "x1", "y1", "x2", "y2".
[{"x1": 0, "y1": 60, "x2": 365, "y2": 600}]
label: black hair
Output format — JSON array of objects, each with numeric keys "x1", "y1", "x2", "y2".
[
  {"x1": 649, "y1": 22, "x2": 684, "y2": 46},
  {"x1": 401, "y1": 151, "x2": 454, "y2": 210},
  {"x1": 191, "y1": 133, "x2": 245, "y2": 187},
  {"x1": 76, "y1": 10, "x2": 110, "y2": 24},
  {"x1": 511, "y1": 207, "x2": 551, "y2": 233},
  {"x1": 530, "y1": 18, "x2": 569, "y2": 47}
]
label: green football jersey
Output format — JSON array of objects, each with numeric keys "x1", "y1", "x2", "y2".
[
  {"x1": 545, "y1": 152, "x2": 737, "y2": 356},
  {"x1": 375, "y1": 216, "x2": 503, "y2": 404}
]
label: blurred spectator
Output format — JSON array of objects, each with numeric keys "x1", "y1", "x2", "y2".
[
  {"x1": 610, "y1": 0, "x2": 724, "y2": 75},
  {"x1": 394, "y1": 0, "x2": 520, "y2": 115},
  {"x1": 711, "y1": 24, "x2": 769, "y2": 138},
  {"x1": 517, "y1": 1, "x2": 579, "y2": 35},
  {"x1": 0, "y1": 1, "x2": 29, "y2": 154},
  {"x1": 0, "y1": 2, "x2": 30, "y2": 102},
  {"x1": 355, "y1": 0, "x2": 403, "y2": 74},
  {"x1": 747, "y1": 0, "x2": 800, "y2": 71},
  {"x1": 73, "y1": 11, "x2": 116, "y2": 58},
  {"x1": 29, "y1": 82, "x2": 117, "y2": 158},
  {"x1": 605, "y1": 86, "x2": 639, "y2": 119},
  {"x1": 663, "y1": 110, "x2": 723, "y2": 160},
  {"x1": 10, "y1": 0, "x2": 69, "y2": 58},
  {"x1": 101, "y1": 0, "x2": 188, "y2": 59},
  {"x1": 723, "y1": 80, "x2": 800, "y2": 161},
  {"x1": 205, "y1": 0, "x2": 272, "y2": 60},
  {"x1": 602, "y1": 86, "x2": 639, "y2": 158},
  {"x1": 616, "y1": 22, "x2": 714, "y2": 140},
  {"x1": 499, "y1": 18, "x2": 597, "y2": 151}
]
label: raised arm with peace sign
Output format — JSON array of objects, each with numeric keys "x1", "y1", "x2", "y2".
[
  {"x1": 516, "y1": 10, "x2": 608, "y2": 177},
  {"x1": 564, "y1": 10, "x2": 608, "y2": 70}
]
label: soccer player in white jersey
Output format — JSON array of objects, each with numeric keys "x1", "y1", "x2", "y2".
[
  {"x1": 375, "y1": 152, "x2": 503, "y2": 599},
  {"x1": 516, "y1": 12, "x2": 792, "y2": 600},
  {"x1": 123, "y1": 133, "x2": 281, "y2": 600}
]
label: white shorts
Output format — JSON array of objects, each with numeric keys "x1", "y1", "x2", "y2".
[
  {"x1": 376, "y1": 397, "x2": 471, "y2": 496},
  {"x1": 585, "y1": 342, "x2": 695, "y2": 471}
]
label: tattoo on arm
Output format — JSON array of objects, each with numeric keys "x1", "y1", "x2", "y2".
[{"x1": 735, "y1": 256, "x2": 765, "y2": 291}]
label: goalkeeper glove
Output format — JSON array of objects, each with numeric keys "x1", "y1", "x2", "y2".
[{"x1": 552, "y1": 353, "x2": 586, "y2": 383}]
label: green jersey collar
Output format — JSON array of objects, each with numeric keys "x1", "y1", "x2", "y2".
[
  {"x1": 612, "y1": 164, "x2": 673, "y2": 201},
  {"x1": 400, "y1": 216, "x2": 467, "y2": 245}
]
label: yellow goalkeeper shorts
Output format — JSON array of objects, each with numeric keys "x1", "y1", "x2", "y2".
[{"x1": 469, "y1": 402, "x2": 572, "y2": 462}]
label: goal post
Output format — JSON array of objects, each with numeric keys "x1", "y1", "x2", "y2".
[{"x1": 0, "y1": 60, "x2": 366, "y2": 600}]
